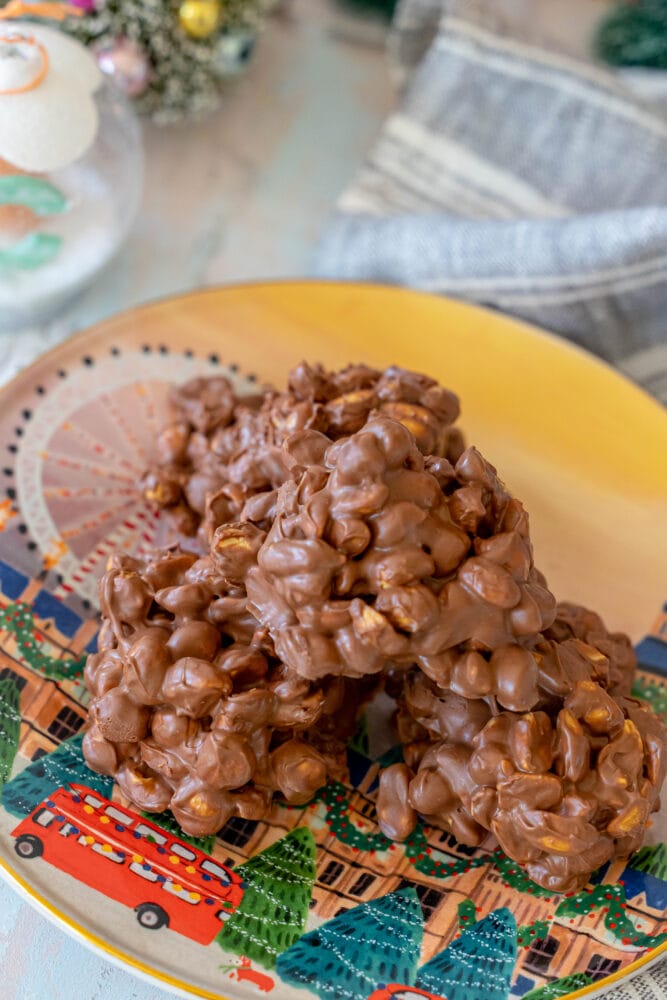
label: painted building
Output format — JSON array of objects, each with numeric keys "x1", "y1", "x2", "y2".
[
  {"x1": 636, "y1": 602, "x2": 667, "y2": 674},
  {"x1": 0, "y1": 559, "x2": 96, "y2": 762},
  {"x1": 1, "y1": 554, "x2": 665, "y2": 992}
]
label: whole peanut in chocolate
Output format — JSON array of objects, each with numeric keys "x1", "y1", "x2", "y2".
[
  {"x1": 83, "y1": 545, "x2": 357, "y2": 836},
  {"x1": 98, "y1": 364, "x2": 666, "y2": 892},
  {"x1": 380, "y1": 670, "x2": 667, "y2": 893},
  {"x1": 142, "y1": 363, "x2": 464, "y2": 543},
  {"x1": 247, "y1": 416, "x2": 556, "y2": 681}
]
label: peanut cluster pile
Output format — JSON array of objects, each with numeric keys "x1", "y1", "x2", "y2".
[
  {"x1": 141, "y1": 363, "x2": 463, "y2": 543},
  {"x1": 246, "y1": 419, "x2": 557, "y2": 680},
  {"x1": 84, "y1": 364, "x2": 666, "y2": 891},
  {"x1": 84, "y1": 540, "x2": 366, "y2": 836}
]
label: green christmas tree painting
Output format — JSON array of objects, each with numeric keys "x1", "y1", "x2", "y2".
[
  {"x1": 595, "y1": 0, "x2": 667, "y2": 69},
  {"x1": 523, "y1": 973, "x2": 593, "y2": 1000},
  {"x1": 1, "y1": 733, "x2": 113, "y2": 818},
  {"x1": 0, "y1": 676, "x2": 21, "y2": 797},
  {"x1": 217, "y1": 826, "x2": 317, "y2": 969},
  {"x1": 276, "y1": 887, "x2": 423, "y2": 999},
  {"x1": 416, "y1": 908, "x2": 517, "y2": 1000}
]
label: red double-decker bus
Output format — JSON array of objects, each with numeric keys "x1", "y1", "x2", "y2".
[{"x1": 12, "y1": 784, "x2": 244, "y2": 945}]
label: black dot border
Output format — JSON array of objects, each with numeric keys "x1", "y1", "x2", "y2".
[{"x1": 4, "y1": 344, "x2": 253, "y2": 560}]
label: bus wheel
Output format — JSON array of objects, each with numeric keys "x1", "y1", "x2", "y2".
[
  {"x1": 136, "y1": 903, "x2": 169, "y2": 930},
  {"x1": 14, "y1": 834, "x2": 43, "y2": 859}
]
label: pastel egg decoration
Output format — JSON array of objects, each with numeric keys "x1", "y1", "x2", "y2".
[{"x1": 0, "y1": 11, "x2": 143, "y2": 330}]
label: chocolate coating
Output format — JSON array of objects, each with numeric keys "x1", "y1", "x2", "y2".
[
  {"x1": 377, "y1": 763, "x2": 417, "y2": 841},
  {"x1": 248, "y1": 416, "x2": 555, "y2": 680},
  {"x1": 142, "y1": 363, "x2": 464, "y2": 544},
  {"x1": 89, "y1": 362, "x2": 667, "y2": 893},
  {"x1": 381, "y1": 660, "x2": 667, "y2": 892},
  {"x1": 84, "y1": 547, "x2": 360, "y2": 836}
]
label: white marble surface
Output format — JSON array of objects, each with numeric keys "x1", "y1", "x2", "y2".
[{"x1": 3, "y1": 3, "x2": 662, "y2": 999}]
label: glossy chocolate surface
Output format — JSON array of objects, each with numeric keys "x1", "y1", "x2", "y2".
[{"x1": 83, "y1": 364, "x2": 666, "y2": 892}]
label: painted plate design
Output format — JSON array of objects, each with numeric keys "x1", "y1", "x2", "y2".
[{"x1": 0, "y1": 283, "x2": 665, "y2": 1000}]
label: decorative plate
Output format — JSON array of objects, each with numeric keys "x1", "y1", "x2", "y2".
[{"x1": 0, "y1": 283, "x2": 665, "y2": 1000}]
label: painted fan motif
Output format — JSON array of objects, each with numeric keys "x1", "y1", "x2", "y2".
[{"x1": 13, "y1": 351, "x2": 253, "y2": 606}]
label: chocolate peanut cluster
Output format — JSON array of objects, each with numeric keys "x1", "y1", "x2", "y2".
[
  {"x1": 247, "y1": 416, "x2": 557, "y2": 681},
  {"x1": 142, "y1": 363, "x2": 464, "y2": 544},
  {"x1": 241, "y1": 411, "x2": 665, "y2": 890},
  {"x1": 380, "y1": 678, "x2": 665, "y2": 893},
  {"x1": 83, "y1": 541, "x2": 360, "y2": 837},
  {"x1": 84, "y1": 364, "x2": 666, "y2": 892}
]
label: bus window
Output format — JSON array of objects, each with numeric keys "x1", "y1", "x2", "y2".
[
  {"x1": 91, "y1": 843, "x2": 124, "y2": 864},
  {"x1": 130, "y1": 861, "x2": 160, "y2": 882},
  {"x1": 390, "y1": 992, "x2": 432, "y2": 1000},
  {"x1": 135, "y1": 823, "x2": 168, "y2": 846},
  {"x1": 171, "y1": 843, "x2": 196, "y2": 862},
  {"x1": 201, "y1": 860, "x2": 232, "y2": 885},
  {"x1": 391, "y1": 992, "x2": 436, "y2": 1000},
  {"x1": 104, "y1": 805, "x2": 133, "y2": 825},
  {"x1": 163, "y1": 881, "x2": 199, "y2": 904},
  {"x1": 84, "y1": 794, "x2": 104, "y2": 809},
  {"x1": 58, "y1": 823, "x2": 78, "y2": 838},
  {"x1": 33, "y1": 808, "x2": 56, "y2": 828}
]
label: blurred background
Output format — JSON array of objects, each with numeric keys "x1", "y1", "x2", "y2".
[{"x1": 1, "y1": 0, "x2": 646, "y2": 379}]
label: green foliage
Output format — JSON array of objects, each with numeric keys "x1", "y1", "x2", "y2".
[
  {"x1": 0, "y1": 678, "x2": 21, "y2": 795},
  {"x1": 492, "y1": 850, "x2": 555, "y2": 898},
  {"x1": 276, "y1": 887, "x2": 423, "y2": 999},
  {"x1": 457, "y1": 898, "x2": 477, "y2": 929},
  {"x1": 319, "y1": 780, "x2": 390, "y2": 851},
  {"x1": 556, "y1": 883, "x2": 624, "y2": 918},
  {"x1": 595, "y1": 0, "x2": 667, "y2": 69},
  {"x1": 1, "y1": 734, "x2": 113, "y2": 818},
  {"x1": 416, "y1": 908, "x2": 517, "y2": 1000},
  {"x1": 517, "y1": 920, "x2": 549, "y2": 947},
  {"x1": 523, "y1": 972, "x2": 593, "y2": 1000},
  {"x1": 217, "y1": 826, "x2": 317, "y2": 969},
  {"x1": 62, "y1": 0, "x2": 266, "y2": 123},
  {"x1": 631, "y1": 675, "x2": 667, "y2": 717},
  {"x1": 141, "y1": 809, "x2": 215, "y2": 855},
  {"x1": 556, "y1": 884, "x2": 667, "y2": 949},
  {"x1": 629, "y1": 843, "x2": 667, "y2": 880},
  {"x1": 0, "y1": 602, "x2": 86, "y2": 680},
  {"x1": 315, "y1": 780, "x2": 554, "y2": 891}
]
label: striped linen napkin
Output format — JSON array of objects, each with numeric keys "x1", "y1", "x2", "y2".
[{"x1": 315, "y1": 0, "x2": 667, "y2": 403}]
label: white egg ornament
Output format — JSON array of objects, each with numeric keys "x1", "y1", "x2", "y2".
[{"x1": 0, "y1": 12, "x2": 143, "y2": 329}]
